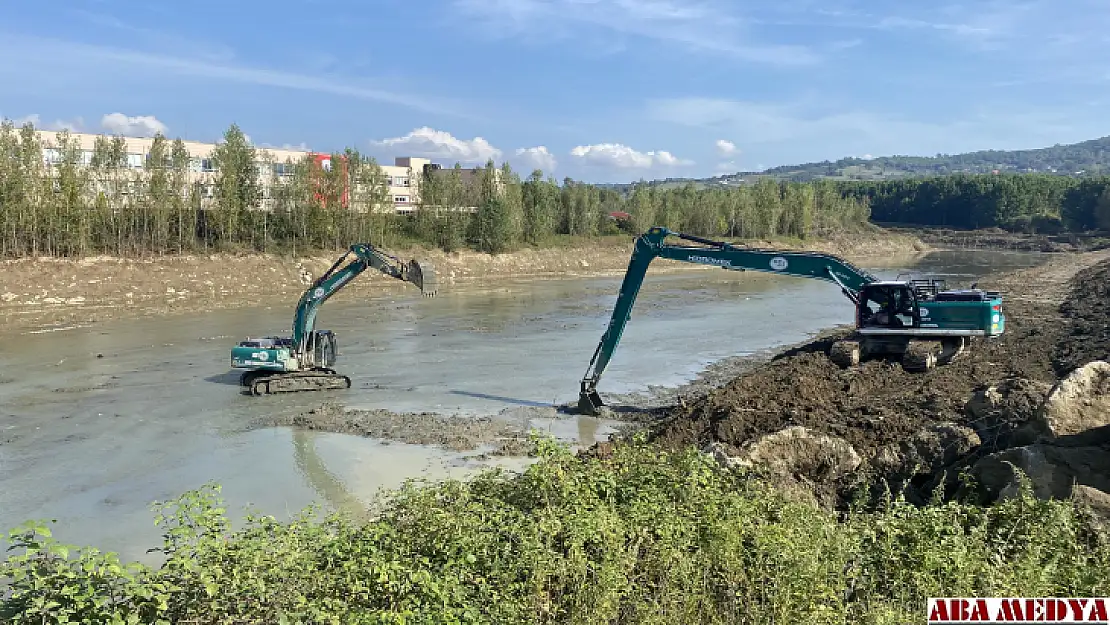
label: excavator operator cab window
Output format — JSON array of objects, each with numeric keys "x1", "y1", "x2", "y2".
[{"x1": 860, "y1": 285, "x2": 917, "y2": 329}]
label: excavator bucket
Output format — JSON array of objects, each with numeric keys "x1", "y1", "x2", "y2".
[
  {"x1": 578, "y1": 391, "x2": 604, "y2": 416},
  {"x1": 406, "y1": 259, "x2": 439, "y2": 297},
  {"x1": 578, "y1": 382, "x2": 604, "y2": 416}
]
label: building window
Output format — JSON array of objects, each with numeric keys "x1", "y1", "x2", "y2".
[
  {"x1": 42, "y1": 148, "x2": 62, "y2": 165},
  {"x1": 398, "y1": 176, "x2": 410, "y2": 187},
  {"x1": 127, "y1": 153, "x2": 143, "y2": 168},
  {"x1": 201, "y1": 158, "x2": 215, "y2": 172},
  {"x1": 146, "y1": 152, "x2": 172, "y2": 168},
  {"x1": 394, "y1": 195, "x2": 409, "y2": 203}
]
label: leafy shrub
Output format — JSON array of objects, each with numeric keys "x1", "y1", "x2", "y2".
[{"x1": 3, "y1": 438, "x2": 1109, "y2": 624}]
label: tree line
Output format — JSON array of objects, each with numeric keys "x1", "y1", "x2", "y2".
[
  {"x1": 838, "y1": 173, "x2": 1110, "y2": 233},
  {"x1": 0, "y1": 120, "x2": 874, "y2": 258}
]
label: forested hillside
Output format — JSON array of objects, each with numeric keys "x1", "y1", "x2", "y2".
[
  {"x1": 757, "y1": 135, "x2": 1110, "y2": 181},
  {"x1": 603, "y1": 135, "x2": 1110, "y2": 191},
  {"x1": 844, "y1": 174, "x2": 1110, "y2": 232}
]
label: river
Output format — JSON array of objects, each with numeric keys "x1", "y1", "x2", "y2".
[{"x1": 0, "y1": 248, "x2": 1048, "y2": 563}]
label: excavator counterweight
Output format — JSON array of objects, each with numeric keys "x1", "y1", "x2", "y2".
[
  {"x1": 229, "y1": 244, "x2": 437, "y2": 396},
  {"x1": 576, "y1": 227, "x2": 1005, "y2": 415}
]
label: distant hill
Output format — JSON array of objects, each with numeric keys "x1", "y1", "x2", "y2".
[{"x1": 600, "y1": 135, "x2": 1110, "y2": 193}]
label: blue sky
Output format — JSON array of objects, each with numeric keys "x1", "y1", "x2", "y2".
[{"x1": 2, "y1": 0, "x2": 1110, "y2": 183}]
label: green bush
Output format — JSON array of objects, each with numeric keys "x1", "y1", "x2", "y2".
[{"x1": 4, "y1": 438, "x2": 1109, "y2": 624}]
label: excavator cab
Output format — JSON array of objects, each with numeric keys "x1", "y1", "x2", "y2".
[{"x1": 857, "y1": 282, "x2": 918, "y2": 330}]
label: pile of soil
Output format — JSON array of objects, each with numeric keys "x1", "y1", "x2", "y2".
[
  {"x1": 1054, "y1": 260, "x2": 1110, "y2": 375},
  {"x1": 645, "y1": 251, "x2": 1110, "y2": 507}
]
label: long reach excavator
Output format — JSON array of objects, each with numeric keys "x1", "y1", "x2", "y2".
[
  {"x1": 577, "y1": 227, "x2": 1005, "y2": 415},
  {"x1": 230, "y1": 243, "x2": 438, "y2": 396}
]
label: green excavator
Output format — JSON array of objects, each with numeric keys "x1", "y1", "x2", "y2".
[
  {"x1": 577, "y1": 227, "x2": 1005, "y2": 416},
  {"x1": 230, "y1": 243, "x2": 438, "y2": 396}
]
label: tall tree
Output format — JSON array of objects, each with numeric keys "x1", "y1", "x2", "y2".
[{"x1": 210, "y1": 123, "x2": 261, "y2": 247}]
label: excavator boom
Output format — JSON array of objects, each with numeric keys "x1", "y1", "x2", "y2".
[
  {"x1": 230, "y1": 243, "x2": 437, "y2": 395},
  {"x1": 578, "y1": 227, "x2": 876, "y2": 414},
  {"x1": 292, "y1": 244, "x2": 437, "y2": 350}
]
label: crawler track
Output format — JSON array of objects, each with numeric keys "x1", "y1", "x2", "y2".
[{"x1": 239, "y1": 369, "x2": 352, "y2": 396}]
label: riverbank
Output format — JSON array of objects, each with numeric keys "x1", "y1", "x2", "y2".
[
  {"x1": 0, "y1": 227, "x2": 927, "y2": 335},
  {"x1": 880, "y1": 223, "x2": 1110, "y2": 253}
]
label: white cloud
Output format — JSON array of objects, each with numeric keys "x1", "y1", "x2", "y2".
[
  {"x1": 569, "y1": 143, "x2": 692, "y2": 169},
  {"x1": 101, "y1": 113, "x2": 167, "y2": 137},
  {"x1": 10, "y1": 114, "x2": 40, "y2": 127},
  {"x1": 451, "y1": 0, "x2": 819, "y2": 65},
  {"x1": 514, "y1": 146, "x2": 557, "y2": 172},
  {"x1": 3, "y1": 113, "x2": 84, "y2": 132},
  {"x1": 373, "y1": 127, "x2": 502, "y2": 164},
  {"x1": 715, "y1": 139, "x2": 737, "y2": 156}
]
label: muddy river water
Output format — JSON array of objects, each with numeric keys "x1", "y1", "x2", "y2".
[{"x1": 0, "y1": 249, "x2": 1048, "y2": 563}]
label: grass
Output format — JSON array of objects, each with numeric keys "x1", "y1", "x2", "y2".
[{"x1": 3, "y1": 436, "x2": 1109, "y2": 624}]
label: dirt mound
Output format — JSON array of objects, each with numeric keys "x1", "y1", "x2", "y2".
[
  {"x1": 647, "y1": 252, "x2": 1110, "y2": 506},
  {"x1": 1055, "y1": 259, "x2": 1110, "y2": 375}
]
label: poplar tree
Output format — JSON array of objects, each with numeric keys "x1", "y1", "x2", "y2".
[{"x1": 210, "y1": 123, "x2": 261, "y2": 247}]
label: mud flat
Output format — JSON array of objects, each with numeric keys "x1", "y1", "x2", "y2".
[
  {"x1": 881, "y1": 224, "x2": 1110, "y2": 253},
  {"x1": 264, "y1": 400, "x2": 555, "y2": 457},
  {"x1": 618, "y1": 248, "x2": 1110, "y2": 509}
]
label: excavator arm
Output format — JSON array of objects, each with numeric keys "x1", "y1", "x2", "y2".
[
  {"x1": 291, "y1": 243, "x2": 438, "y2": 353},
  {"x1": 577, "y1": 227, "x2": 877, "y2": 415}
]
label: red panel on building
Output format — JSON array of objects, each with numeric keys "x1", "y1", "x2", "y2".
[{"x1": 308, "y1": 153, "x2": 350, "y2": 209}]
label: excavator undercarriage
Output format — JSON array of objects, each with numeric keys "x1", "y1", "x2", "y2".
[{"x1": 828, "y1": 335, "x2": 970, "y2": 372}]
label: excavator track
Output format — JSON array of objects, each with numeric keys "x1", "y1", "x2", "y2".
[
  {"x1": 901, "y1": 340, "x2": 940, "y2": 372},
  {"x1": 828, "y1": 339, "x2": 861, "y2": 368},
  {"x1": 901, "y1": 337, "x2": 969, "y2": 372},
  {"x1": 241, "y1": 369, "x2": 352, "y2": 395}
]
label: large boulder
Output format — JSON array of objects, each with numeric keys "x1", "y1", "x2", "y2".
[
  {"x1": 965, "y1": 377, "x2": 1053, "y2": 448},
  {"x1": 1072, "y1": 485, "x2": 1110, "y2": 528},
  {"x1": 712, "y1": 426, "x2": 862, "y2": 483},
  {"x1": 1018, "y1": 361, "x2": 1110, "y2": 441},
  {"x1": 970, "y1": 443, "x2": 1110, "y2": 502},
  {"x1": 872, "y1": 423, "x2": 981, "y2": 481}
]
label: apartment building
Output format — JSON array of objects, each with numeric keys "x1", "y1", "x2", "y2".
[{"x1": 30, "y1": 130, "x2": 493, "y2": 214}]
